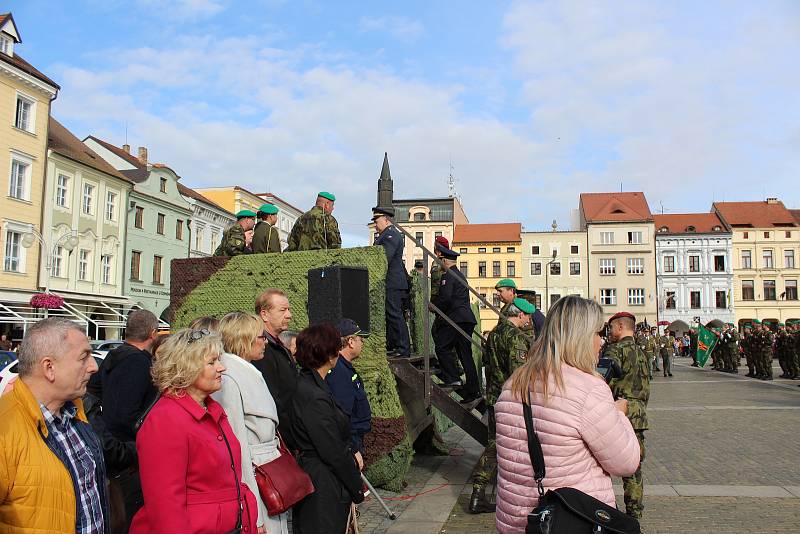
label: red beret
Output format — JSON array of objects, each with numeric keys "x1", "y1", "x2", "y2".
[
  {"x1": 435, "y1": 236, "x2": 449, "y2": 248},
  {"x1": 608, "y1": 311, "x2": 636, "y2": 324}
]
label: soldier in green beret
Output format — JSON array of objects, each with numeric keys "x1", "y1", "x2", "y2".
[
  {"x1": 253, "y1": 203, "x2": 282, "y2": 254},
  {"x1": 286, "y1": 191, "x2": 341, "y2": 251},
  {"x1": 791, "y1": 321, "x2": 800, "y2": 380},
  {"x1": 494, "y1": 278, "x2": 517, "y2": 314},
  {"x1": 213, "y1": 209, "x2": 256, "y2": 256},
  {"x1": 742, "y1": 324, "x2": 755, "y2": 377},
  {"x1": 776, "y1": 323, "x2": 792, "y2": 378},
  {"x1": 469, "y1": 297, "x2": 534, "y2": 514}
]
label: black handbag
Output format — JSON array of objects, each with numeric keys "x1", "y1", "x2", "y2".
[{"x1": 522, "y1": 392, "x2": 641, "y2": 534}]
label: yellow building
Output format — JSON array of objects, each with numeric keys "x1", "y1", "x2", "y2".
[
  {"x1": 713, "y1": 199, "x2": 800, "y2": 325},
  {"x1": 0, "y1": 13, "x2": 60, "y2": 337},
  {"x1": 579, "y1": 192, "x2": 658, "y2": 324},
  {"x1": 521, "y1": 229, "x2": 589, "y2": 310},
  {"x1": 452, "y1": 223, "x2": 522, "y2": 332}
]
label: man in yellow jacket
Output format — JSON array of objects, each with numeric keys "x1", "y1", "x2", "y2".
[{"x1": 0, "y1": 317, "x2": 108, "y2": 533}]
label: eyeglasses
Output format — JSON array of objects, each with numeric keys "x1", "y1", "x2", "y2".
[
  {"x1": 257, "y1": 331, "x2": 269, "y2": 340},
  {"x1": 187, "y1": 328, "x2": 211, "y2": 344}
]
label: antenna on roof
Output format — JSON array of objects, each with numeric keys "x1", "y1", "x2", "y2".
[
  {"x1": 447, "y1": 155, "x2": 457, "y2": 198},
  {"x1": 124, "y1": 121, "x2": 128, "y2": 145},
  {"x1": 620, "y1": 181, "x2": 623, "y2": 192}
]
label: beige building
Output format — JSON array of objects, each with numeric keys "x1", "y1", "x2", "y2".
[
  {"x1": 713, "y1": 199, "x2": 800, "y2": 325},
  {"x1": 521, "y1": 229, "x2": 589, "y2": 310},
  {"x1": 0, "y1": 13, "x2": 60, "y2": 337},
  {"x1": 579, "y1": 192, "x2": 657, "y2": 324},
  {"x1": 452, "y1": 223, "x2": 522, "y2": 331}
]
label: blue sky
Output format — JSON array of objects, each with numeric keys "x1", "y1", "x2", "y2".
[{"x1": 8, "y1": 0, "x2": 800, "y2": 245}]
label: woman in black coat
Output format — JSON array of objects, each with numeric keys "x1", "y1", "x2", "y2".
[{"x1": 291, "y1": 324, "x2": 365, "y2": 533}]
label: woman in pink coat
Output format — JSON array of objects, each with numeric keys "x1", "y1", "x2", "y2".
[
  {"x1": 495, "y1": 296, "x2": 640, "y2": 533},
  {"x1": 130, "y1": 328, "x2": 258, "y2": 534}
]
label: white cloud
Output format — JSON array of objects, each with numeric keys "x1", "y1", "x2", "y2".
[{"x1": 359, "y1": 16, "x2": 424, "y2": 42}]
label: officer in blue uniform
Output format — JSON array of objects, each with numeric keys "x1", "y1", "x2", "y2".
[
  {"x1": 327, "y1": 318, "x2": 373, "y2": 455},
  {"x1": 372, "y1": 207, "x2": 411, "y2": 357}
]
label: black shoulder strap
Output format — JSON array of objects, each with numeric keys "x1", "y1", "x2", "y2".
[
  {"x1": 521, "y1": 390, "x2": 546, "y2": 497},
  {"x1": 134, "y1": 394, "x2": 160, "y2": 432}
]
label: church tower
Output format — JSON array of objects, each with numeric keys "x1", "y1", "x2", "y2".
[{"x1": 376, "y1": 152, "x2": 394, "y2": 210}]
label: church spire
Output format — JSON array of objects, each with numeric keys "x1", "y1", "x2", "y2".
[{"x1": 376, "y1": 152, "x2": 394, "y2": 210}]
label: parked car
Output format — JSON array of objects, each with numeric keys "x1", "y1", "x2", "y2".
[
  {"x1": 90, "y1": 339, "x2": 124, "y2": 358},
  {"x1": 0, "y1": 352, "x2": 106, "y2": 396}
]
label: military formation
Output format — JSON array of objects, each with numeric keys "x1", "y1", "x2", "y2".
[
  {"x1": 709, "y1": 324, "x2": 740, "y2": 373},
  {"x1": 740, "y1": 320, "x2": 800, "y2": 380}
]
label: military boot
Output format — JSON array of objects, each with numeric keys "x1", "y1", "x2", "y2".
[{"x1": 468, "y1": 486, "x2": 495, "y2": 514}]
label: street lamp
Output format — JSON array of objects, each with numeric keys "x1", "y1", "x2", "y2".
[
  {"x1": 545, "y1": 249, "x2": 558, "y2": 311},
  {"x1": 20, "y1": 228, "x2": 80, "y2": 293}
]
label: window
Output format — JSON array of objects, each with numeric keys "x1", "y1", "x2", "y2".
[
  {"x1": 101, "y1": 255, "x2": 112, "y2": 284},
  {"x1": 530, "y1": 262, "x2": 541, "y2": 275},
  {"x1": 550, "y1": 294, "x2": 561, "y2": 308},
  {"x1": 714, "y1": 255, "x2": 725, "y2": 272},
  {"x1": 413, "y1": 212, "x2": 425, "y2": 221},
  {"x1": 0, "y1": 36, "x2": 11, "y2": 55},
  {"x1": 131, "y1": 251, "x2": 141, "y2": 280},
  {"x1": 741, "y1": 250, "x2": 752, "y2": 269},
  {"x1": 786, "y1": 231, "x2": 792, "y2": 239},
  {"x1": 507, "y1": 261, "x2": 516, "y2": 277},
  {"x1": 176, "y1": 220, "x2": 183, "y2": 240},
  {"x1": 507, "y1": 247, "x2": 515, "y2": 253},
  {"x1": 531, "y1": 245, "x2": 540, "y2": 255},
  {"x1": 690, "y1": 290, "x2": 701, "y2": 309},
  {"x1": 599, "y1": 258, "x2": 616, "y2": 275},
  {"x1": 157, "y1": 213, "x2": 165, "y2": 235},
  {"x1": 763, "y1": 249, "x2": 773, "y2": 268},
  {"x1": 56, "y1": 174, "x2": 69, "y2": 207},
  {"x1": 478, "y1": 247, "x2": 486, "y2": 253},
  {"x1": 570, "y1": 245, "x2": 579, "y2": 254},
  {"x1": 532, "y1": 293, "x2": 542, "y2": 309},
  {"x1": 3, "y1": 230, "x2": 22, "y2": 272},
  {"x1": 78, "y1": 249, "x2": 91, "y2": 281},
  {"x1": 628, "y1": 231, "x2": 643, "y2": 244},
  {"x1": 9, "y1": 158, "x2": 29, "y2": 200},
  {"x1": 492, "y1": 247, "x2": 501, "y2": 253},
  {"x1": 550, "y1": 262, "x2": 561, "y2": 275},
  {"x1": 784, "y1": 249, "x2": 795, "y2": 268},
  {"x1": 105, "y1": 191, "x2": 116, "y2": 221},
  {"x1": 628, "y1": 288, "x2": 645, "y2": 306},
  {"x1": 459, "y1": 248, "x2": 467, "y2": 254},
  {"x1": 459, "y1": 261, "x2": 468, "y2": 277},
  {"x1": 478, "y1": 261, "x2": 486, "y2": 277},
  {"x1": 195, "y1": 226, "x2": 205, "y2": 251},
  {"x1": 153, "y1": 255, "x2": 163, "y2": 284},
  {"x1": 82, "y1": 184, "x2": 94, "y2": 215},
  {"x1": 627, "y1": 258, "x2": 644, "y2": 275},
  {"x1": 665, "y1": 291, "x2": 676, "y2": 309},
  {"x1": 160, "y1": 178, "x2": 167, "y2": 193},
  {"x1": 493, "y1": 294, "x2": 501, "y2": 308},
  {"x1": 14, "y1": 94, "x2": 34, "y2": 132},
  {"x1": 570, "y1": 262, "x2": 581, "y2": 275},
  {"x1": 764, "y1": 280, "x2": 776, "y2": 300},
  {"x1": 210, "y1": 231, "x2": 220, "y2": 252},
  {"x1": 715, "y1": 290, "x2": 727, "y2": 309},
  {"x1": 743, "y1": 231, "x2": 749, "y2": 239},
  {"x1": 689, "y1": 255, "x2": 700, "y2": 272},
  {"x1": 764, "y1": 231, "x2": 770, "y2": 239},
  {"x1": 478, "y1": 293, "x2": 487, "y2": 308},
  {"x1": 600, "y1": 231, "x2": 614, "y2": 244},
  {"x1": 741, "y1": 280, "x2": 754, "y2": 300},
  {"x1": 414, "y1": 232, "x2": 423, "y2": 245},
  {"x1": 134, "y1": 206, "x2": 144, "y2": 229},
  {"x1": 52, "y1": 246, "x2": 63, "y2": 278},
  {"x1": 786, "y1": 280, "x2": 798, "y2": 300},
  {"x1": 600, "y1": 289, "x2": 616, "y2": 305},
  {"x1": 492, "y1": 261, "x2": 501, "y2": 277},
  {"x1": 664, "y1": 255, "x2": 675, "y2": 273}
]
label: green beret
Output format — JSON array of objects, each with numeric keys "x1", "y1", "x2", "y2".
[
  {"x1": 236, "y1": 209, "x2": 257, "y2": 219},
  {"x1": 753, "y1": 319, "x2": 761, "y2": 324},
  {"x1": 258, "y1": 203, "x2": 278, "y2": 215},
  {"x1": 512, "y1": 297, "x2": 535, "y2": 314},
  {"x1": 495, "y1": 278, "x2": 517, "y2": 290},
  {"x1": 318, "y1": 191, "x2": 336, "y2": 201},
  {"x1": 778, "y1": 322, "x2": 785, "y2": 326}
]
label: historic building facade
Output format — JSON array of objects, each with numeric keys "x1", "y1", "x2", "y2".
[
  {"x1": 521, "y1": 229, "x2": 589, "y2": 310},
  {"x1": 178, "y1": 184, "x2": 235, "y2": 258}
]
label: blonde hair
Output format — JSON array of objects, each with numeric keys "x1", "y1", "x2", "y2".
[
  {"x1": 151, "y1": 328, "x2": 223, "y2": 396},
  {"x1": 510, "y1": 296, "x2": 604, "y2": 402},
  {"x1": 218, "y1": 312, "x2": 262, "y2": 360}
]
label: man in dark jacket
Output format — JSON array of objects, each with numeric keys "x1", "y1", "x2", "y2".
[
  {"x1": 251, "y1": 289, "x2": 298, "y2": 445},
  {"x1": 98, "y1": 309, "x2": 159, "y2": 529},
  {"x1": 252, "y1": 203, "x2": 282, "y2": 253},
  {"x1": 431, "y1": 245, "x2": 480, "y2": 402},
  {"x1": 372, "y1": 207, "x2": 410, "y2": 357}
]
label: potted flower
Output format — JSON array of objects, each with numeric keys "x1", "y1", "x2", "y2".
[{"x1": 30, "y1": 293, "x2": 65, "y2": 310}]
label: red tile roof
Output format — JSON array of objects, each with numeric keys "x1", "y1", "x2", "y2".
[
  {"x1": 653, "y1": 213, "x2": 728, "y2": 234},
  {"x1": 453, "y1": 223, "x2": 521, "y2": 244},
  {"x1": 0, "y1": 51, "x2": 59, "y2": 89},
  {"x1": 789, "y1": 209, "x2": 800, "y2": 225},
  {"x1": 85, "y1": 135, "x2": 145, "y2": 169},
  {"x1": 48, "y1": 118, "x2": 130, "y2": 182},
  {"x1": 177, "y1": 183, "x2": 231, "y2": 214},
  {"x1": 713, "y1": 200, "x2": 798, "y2": 228},
  {"x1": 579, "y1": 192, "x2": 653, "y2": 223}
]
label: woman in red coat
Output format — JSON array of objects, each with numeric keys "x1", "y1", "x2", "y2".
[{"x1": 130, "y1": 328, "x2": 258, "y2": 534}]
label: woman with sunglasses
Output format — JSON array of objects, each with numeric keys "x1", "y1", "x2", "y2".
[
  {"x1": 213, "y1": 312, "x2": 288, "y2": 534},
  {"x1": 130, "y1": 328, "x2": 258, "y2": 534}
]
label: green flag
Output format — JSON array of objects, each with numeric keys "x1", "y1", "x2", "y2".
[{"x1": 696, "y1": 324, "x2": 719, "y2": 367}]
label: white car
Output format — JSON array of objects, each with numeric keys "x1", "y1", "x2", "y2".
[
  {"x1": 0, "y1": 352, "x2": 107, "y2": 396},
  {"x1": 90, "y1": 339, "x2": 125, "y2": 359}
]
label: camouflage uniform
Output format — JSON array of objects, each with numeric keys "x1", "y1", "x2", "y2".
[
  {"x1": 252, "y1": 220, "x2": 281, "y2": 254},
  {"x1": 742, "y1": 329, "x2": 755, "y2": 377},
  {"x1": 689, "y1": 329, "x2": 699, "y2": 366},
  {"x1": 471, "y1": 321, "x2": 529, "y2": 493},
  {"x1": 430, "y1": 262, "x2": 444, "y2": 300},
  {"x1": 285, "y1": 206, "x2": 341, "y2": 251},
  {"x1": 775, "y1": 329, "x2": 790, "y2": 377},
  {"x1": 643, "y1": 334, "x2": 657, "y2": 377},
  {"x1": 726, "y1": 328, "x2": 740, "y2": 372},
  {"x1": 213, "y1": 223, "x2": 249, "y2": 257},
  {"x1": 792, "y1": 326, "x2": 800, "y2": 379},
  {"x1": 606, "y1": 336, "x2": 650, "y2": 519},
  {"x1": 658, "y1": 333, "x2": 674, "y2": 376}
]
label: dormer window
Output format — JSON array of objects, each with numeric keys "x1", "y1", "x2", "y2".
[
  {"x1": 685, "y1": 226, "x2": 696, "y2": 232},
  {"x1": 0, "y1": 35, "x2": 12, "y2": 56},
  {"x1": 712, "y1": 225, "x2": 721, "y2": 232},
  {"x1": 658, "y1": 226, "x2": 668, "y2": 233}
]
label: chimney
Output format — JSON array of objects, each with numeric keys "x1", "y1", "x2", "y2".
[
  {"x1": 122, "y1": 144, "x2": 131, "y2": 153},
  {"x1": 766, "y1": 197, "x2": 778, "y2": 204},
  {"x1": 137, "y1": 146, "x2": 148, "y2": 164}
]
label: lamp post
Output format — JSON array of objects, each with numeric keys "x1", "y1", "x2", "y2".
[
  {"x1": 545, "y1": 249, "x2": 558, "y2": 311},
  {"x1": 20, "y1": 228, "x2": 79, "y2": 293}
]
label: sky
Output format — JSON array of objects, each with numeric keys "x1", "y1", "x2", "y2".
[{"x1": 8, "y1": 0, "x2": 800, "y2": 246}]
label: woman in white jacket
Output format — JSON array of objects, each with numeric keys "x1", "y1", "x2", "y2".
[{"x1": 213, "y1": 312, "x2": 289, "y2": 534}]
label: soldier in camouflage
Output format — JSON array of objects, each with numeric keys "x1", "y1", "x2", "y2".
[
  {"x1": 759, "y1": 322, "x2": 775, "y2": 380},
  {"x1": 791, "y1": 321, "x2": 800, "y2": 380},
  {"x1": 285, "y1": 191, "x2": 341, "y2": 251},
  {"x1": 469, "y1": 297, "x2": 534, "y2": 514},
  {"x1": 213, "y1": 209, "x2": 256, "y2": 257},
  {"x1": 689, "y1": 327, "x2": 699, "y2": 367},
  {"x1": 494, "y1": 278, "x2": 517, "y2": 314},
  {"x1": 775, "y1": 323, "x2": 792, "y2": 378},
  {"x1": 657, "y1": 330, "x2": 674, "y2": 377},
  {"x1": 725, "y1": 325, "x2": 740, "y2": 373},
  {"x1": 252, "y1": 203, "x2": 282, "y2": 254},
  {"x1": 605, "y1": 311, "x2": 650, "y2": 520},
  {"x1": 642, "y1": 329, "x2": 657, "y2": 379}
]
